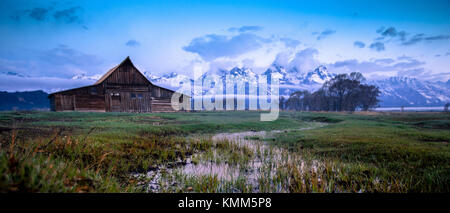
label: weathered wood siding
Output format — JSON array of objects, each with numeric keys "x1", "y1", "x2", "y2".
[
  {"x1": 102, "y1": 60, "x2": 149, "y2": 86},
  {"x1": 151, "y1": 86, "x2": 173, "y2": 99},
  {"x1": 151, "y1": 99, "x2": 175, "y2": 112},
  {"x1": 104, "y1": 90, "x2": 152, "y2": 112},
  {"x1": 49, "y1": 85, "x2": 106, "y2": 112}
]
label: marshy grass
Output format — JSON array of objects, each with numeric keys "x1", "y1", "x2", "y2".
[{"x1": 0, "y1": 111, "x2": 449, "y2": 192}]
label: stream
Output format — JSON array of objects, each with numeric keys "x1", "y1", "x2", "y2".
[{"x1": 131, "y1": 122, "x2": 326, "y2": 192}]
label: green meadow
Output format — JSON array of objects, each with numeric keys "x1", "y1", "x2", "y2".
[{"x1": 0, "y1": 111, "x2": 448, "y2": 192}]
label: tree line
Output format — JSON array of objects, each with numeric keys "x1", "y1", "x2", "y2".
[{"x1": 280, "y1": 72, "x2": 380, "y2": 111}]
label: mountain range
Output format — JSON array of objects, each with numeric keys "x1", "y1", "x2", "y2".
[
  {"x1": 2, "y1": 65, "x2": 448, "y2": 111},
  {"x1": 146, "y1": 64, "x2": 450, "y2": 107}
]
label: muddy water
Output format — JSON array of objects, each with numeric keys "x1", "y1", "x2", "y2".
[{"x1": 132, "y1": 122, "x2": 326, "y2": 192}]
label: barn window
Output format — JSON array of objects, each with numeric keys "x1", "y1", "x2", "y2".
[
  {"x1": 90, "y1": 87, "x2": 98, "y2": 95},
  {"x1": 137, "y1": 94, "x2": 143, "y2": 99},
  {"x1": 131, "y1": 93, "x2": 136, "y2": 98}
]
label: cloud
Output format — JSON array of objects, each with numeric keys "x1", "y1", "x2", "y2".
[
  {"x1": 280, "y1": 37, "x2": 300, "y2": 48},
  {"x1": 289, "y1": 48, "x2": 319, "y2": 71},
  {"x1": 315, "y1": 29, "x2": 336, "y2": 40},
  {"x1": 10, "y1": 7, "x2": 53, "y2": 22},
  {"x1": 53, "y1": 6, "x2": 83, "y2": 24},
  {"x1": 329, "y1": 56, "x2": 426, "y2": 78},
  {"x1": 241, "y1": 59, "x2": 255, "y2": 68},
  {"x1": 397, "y1": 68, "x2": 426, "y2": 77},
  {"x1": 374, "y1": 26, "x2": 450, "y2": 46},
  {"x1": 10, "y1": 5, "x2": 84, "y2": 25},
  {"x1": 273, "y1": 48, "x2": 319, "y2": 72},
  {"x1": 376, "y1": 26, "x2": 407, "y2": 41},
  {"x1": 392, "y1": 57, "x2": 425, "y2": 69},
  {"x1": 381, "y1": 27, "x2": 397, "y2": 37},
  {"x1": 273, "y1": 52, "x2": 292, "y2": 67},
  {"x1": 374, "y1": 58, "x2": 395, "y2": 64},
  {"x1": 0, "y1": 57, "x2": 39, "y2": 78},
  {"x1": 28, "y1": 7, "x2": 51, "y2": 21},
  {"x1": 376, "y1": 27, "x2": 385, "y2": 34},
  {"x1": 397, "y1": 55, "x2": 413, "y2": 60},
  {"x1": 369, "y1": 42, "x2": 385, "y2": 51},
  {"x1": 421, "y1": 72, "x2": 450, "y2": 82},
  {"x1": 0, "y1": 74, "x2": 96, "y2": 93},
  {"x1": 228, "y1": 26, "x2": 263, "y2": 33},
  {"x1": 401, "y1": 33, "x2": 424, "y2": 45},
  {"x1": 400, "y1": 34, "x2": 450, "y2": 46},
  {"x1": 397, "y1": 31, "x2": 408, "y2": 42},
  {"x1": 353, "y1": 41, "x2": 365, "y2": 48},
  {"x1": 10, "y1": 6, "x2": 52, "y2": 22},
  {"x1": 125, "y1": 39, "x2": 140, "y2": 47},
  {"x1": 183, "y1": 33, "x2": 271, "y2": 61},
  {"x1": 0, "y1": 71, "x2": 28, "y2": 78},
  {"x1": 424, "y1": 35, "x2": 450, "y2": 41},
  {"x1": 40, "y1": 44, "x2": 102, "y2": 70},
  {"x1": 0, "y1": 44, "x2": 106, "y2": 83}
]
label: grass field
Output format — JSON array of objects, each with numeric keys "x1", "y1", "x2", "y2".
[{"x1": 0, "y1": 111, "x2": 449, "y2": 192}]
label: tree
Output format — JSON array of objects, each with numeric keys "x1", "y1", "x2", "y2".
[
  {"x1": 358, "y1": 85, "x2": 380, "y2": 111},
  {"x1": 285, "y1": 72, "x2": 380, "y2": 112},
  {"x1": 287, "y1": 90, "x2": 311, "y2": 111},
  {"x1": 325, "y1": 72, "x2": 366, "y2": 111}
]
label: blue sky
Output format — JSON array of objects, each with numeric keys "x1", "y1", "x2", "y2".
[{"x1": 0, "y1": 0, "x2": 449, "y2": 92}]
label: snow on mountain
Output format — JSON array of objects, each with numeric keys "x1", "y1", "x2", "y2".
[
  {"x1": 302, "y1": 65, "x2": 334, "y2": 85},
  {"x1": 263, "y1": 64, "x2": 290, "y2": 84},
  {"x1": 71, "y1": 74, "x2": 102, "y2": 81},
  {"x1": 144, "y1": 71, "x2": 192, "y2": 91},
  {"x1": 143, "y1": 71, "x2": 161, "y2": 82},
  {"x1": 371, "y1": 77, "x2": 450, "y2": 107},
  {"x1": 222, "y1": 67, "x2": 257, "y2": 87},
  {"x1": 262, "y1": 64, "x2": 334, "y2": 96},
  {"x1": 144, "y1": 66, "x2": 449, "y2": 107},
  {"x1": 229, "y1": 67, "x2": 256, "y2": 78}
]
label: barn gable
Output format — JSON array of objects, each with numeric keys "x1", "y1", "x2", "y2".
[{"x1": 95, "y1": 56, "x2": 152, "y2": 86}]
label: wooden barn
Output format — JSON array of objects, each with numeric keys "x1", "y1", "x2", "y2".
[{"x1": 48, "y1": 57, "x2": 186, "y2": 112}]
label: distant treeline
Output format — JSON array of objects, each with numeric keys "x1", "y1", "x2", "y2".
[
  {"x1": 0, "y1": 90, "x2": 50, "y2": 111},
  {"x1": 281, "y1": 72, "x2": 380, "y2": 111}
]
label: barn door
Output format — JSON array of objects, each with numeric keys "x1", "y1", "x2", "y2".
[
  {"x1": 110, "y1": 94, "x2": 121, "y2": 112},
  {"x1": 62, "y1": 95, "x2": 75, "y2": 111}
]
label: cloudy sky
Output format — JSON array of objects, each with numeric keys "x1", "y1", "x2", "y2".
[{"x1": 0, "y1": 0, "x2": 449, "y2": 92}]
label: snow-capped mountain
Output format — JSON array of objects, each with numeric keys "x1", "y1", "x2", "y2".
[
  {"x1": 144, "y1": 71, "x2": 191, "y2": 91},
  {"x1": 371, "y1": 77, "x2": 450, "y2": 107},
  {"x1": 146, "y1": 66, "x2": 449, "y2": 107},
  {"x1": 228, "y1": 67, "x2": 256, "y2": 78},
  {"x1": 302, "y1": 65, "x2": 334, "y2": 85},
  {"x1": 143, "y1": 72, "x2": 162, "y2": 82},
  {"x1": 263, "y1": 64, "x2": 290, "y2": 84},
  {"x1": 262, "y1": 64, "x2": 334, "y2": 96},
  {"x1": 71, "y1": 74, "x2": 102, "y2": 81}
]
